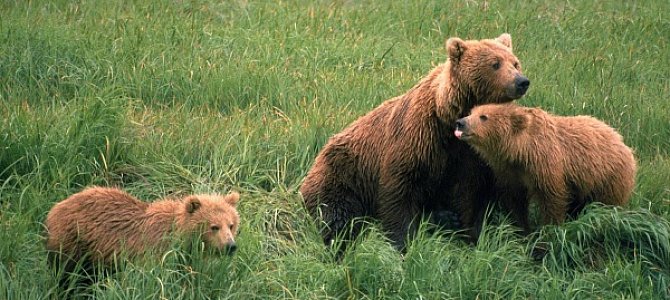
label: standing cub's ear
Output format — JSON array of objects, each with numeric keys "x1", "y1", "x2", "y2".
[
  {"x1": 495, "y1": 33, "x2": 513, "y2": 50},
  {"x1": 446, "y1": 37, "x2": 467, "y2": 62},
  {"x1": 511, "y1": 113, "x2": 528, "y2": 133},
  {"x1": 185, "y1": 196, "x2": 202, "y2": 214},
  {"x1": 224, "y1": 191, "x2": 240, "y2": 207}
]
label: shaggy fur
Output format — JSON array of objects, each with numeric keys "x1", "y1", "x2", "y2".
[
  {"x1": 300, "y1": 34, "x2": 530, "y2": 251},
  {"x1": 45, "y1": 186, "x2": 240, "y2": 288},
  {"x1": 455, "y1": 103, "x2": 637, "y2": 232}
]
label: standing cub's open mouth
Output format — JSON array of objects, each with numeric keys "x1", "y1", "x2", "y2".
[
  {"x1": 454, "y1": 119, "x2": 470, "y2": 140},
  {"x1": 454, "y1": 128, "x2": 470, "y2": 140}
]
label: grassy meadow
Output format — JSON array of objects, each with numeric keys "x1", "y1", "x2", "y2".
[{"x1": 1, "y1": 0, "x2": 669, "y2": 298}]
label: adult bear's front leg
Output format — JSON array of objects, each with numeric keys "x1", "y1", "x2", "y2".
[{"x1": 445, "y1": 145, "x2": 498, "y2": 242}]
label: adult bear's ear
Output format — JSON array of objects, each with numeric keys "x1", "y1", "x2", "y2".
[
  {"x1": 185, "y1": 196, "x2": 201, "y2": 214},
  {"x1": 446, "y1": 37, "x2": 467, "y2": 62},
  {"x1": 224, "y1": 191, "x2": 240, "y2": 207},
  {"x1": 495, "y1": 33, "x2": 513, "y2": 50}
]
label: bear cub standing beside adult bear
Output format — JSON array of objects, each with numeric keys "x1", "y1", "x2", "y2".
[
  {"x1": 301, "y1": 34, "x2": 530, "y2": 252},
  {"x1": 455, "y1": 103, "x2": 637, "y2": 232}
]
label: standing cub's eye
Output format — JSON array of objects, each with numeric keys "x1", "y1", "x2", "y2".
[
  {"x1": 492, "y1": 61, "x2": 501, "y2": 70},
  {"x1": 229, "y1": 224, "x2": 234, "y2": 231},
  {"x1": 211, "y1": 225, "x2": 221, "y2": 231},
  {"x1": 514, "y1": 62, "x2": 520, "y2": 69},
  {"x1": 479, "y1": 115, "x2": 488, "y2": 121}
]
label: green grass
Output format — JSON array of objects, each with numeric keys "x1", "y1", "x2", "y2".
[{"x1": 1, "y1": 0, "x2": 669, "y2": 298}]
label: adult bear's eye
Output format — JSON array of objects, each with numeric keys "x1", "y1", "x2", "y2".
[
  {"x1": 492, "y1": 61, "x2": 500, "y2": 70},
  {"x1": 479, "y1": 115, "x2": 488, "y2": 121},
  {"x1": 211, "y1": 225, "x2": 221, "y2": 231}
]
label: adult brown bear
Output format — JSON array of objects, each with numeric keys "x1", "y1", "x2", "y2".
[{"x1": 301, "y1": 34, "x2": 530, "y2": 251}]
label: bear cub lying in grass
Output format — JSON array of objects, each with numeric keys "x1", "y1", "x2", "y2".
[
  {"x1": 455, "y1": 103, "x2": 636, "y2": 233},
  {"x1": 45, "y1": 186, "x2": 241, "y2": 291}
]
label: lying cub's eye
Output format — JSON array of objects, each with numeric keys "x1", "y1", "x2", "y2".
[
  {"x1": 492, "y1": 61, "x2": 501, "y2": 70},
  {"x1": 479, "y1": 115, "x2": 488, "y2": 121},
  {"x1": 210, "y1": 225, "x2": 220, "y2": 231},
  {"x1": 514, "y1": 62, "x2": 520, "y2": 69},
  {"x1": 229, "y1": 224, "x2": 234, "y2": 231}
]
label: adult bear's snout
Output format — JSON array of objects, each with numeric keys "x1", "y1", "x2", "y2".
[{"x1": 515, "y1": 75, "x2": 530, "y2": 95}]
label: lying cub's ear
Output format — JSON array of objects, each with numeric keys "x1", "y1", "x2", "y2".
[
  {"x1": 495, "y1": 33, "x2": 513, "y2": 50},
  {"x1": 224, "y1": 191, "x2": 240, "y2": 207},
  {"x1": 446, "y1": 37, "x2": 467, "y2": 62},
  {"x1": 185, "y1": 196, "x2": 201, "y2": 214}
]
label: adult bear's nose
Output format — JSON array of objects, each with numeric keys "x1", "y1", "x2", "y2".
[{"x1": 515, "y1": 75, "x2": 530, "y2": 95}]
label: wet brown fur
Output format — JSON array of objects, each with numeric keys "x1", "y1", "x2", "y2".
[
  {"x1": 45, "y1": 187, "x2": 240, "y2": 273},
  {"x1": 300, "y1": 34, "x2": 529, "y2": 250},
  {"x1": 457, "y1": 103, "x2": 637, "y2": 232}
]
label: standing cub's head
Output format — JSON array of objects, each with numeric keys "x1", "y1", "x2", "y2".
[
  {"x1": 180, "y1": 192, "x2": 241, "y2": 255},
  {"x1": 447, "y1": 33, "x2": 530, "y2": 102},
  {"x1": 454, "y1": 103, "x2": 535, "y2": 151}
]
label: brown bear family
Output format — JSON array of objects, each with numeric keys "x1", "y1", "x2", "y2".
[
  {"x1": 45, "y1": 186, "x2": 240, "y2": 289},
  {"x1": 300, "y1": 33, "x2": 530, "y2": 251},
  {"x1": 45, "y1": 34, "x2": 637, "y2": 288},
  {"x1": 455, "y1": 103, "x2": 636, "y2": 232}
]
